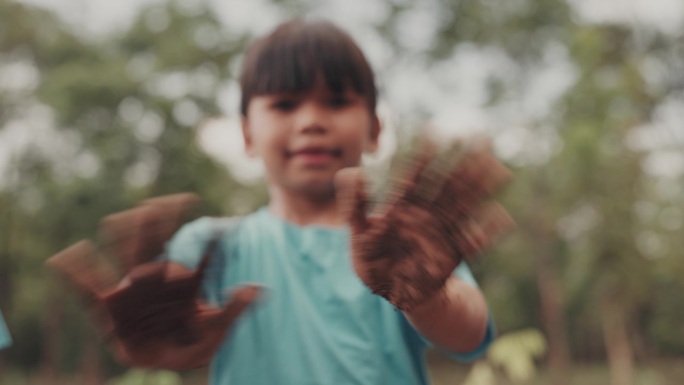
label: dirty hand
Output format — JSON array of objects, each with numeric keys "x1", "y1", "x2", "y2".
[
  {"x1": 46, "y1": 194, "x2": 261, "y2": 370},
  {"x1": 336, "y1": 138, "x2": 514, "y2": 311}
]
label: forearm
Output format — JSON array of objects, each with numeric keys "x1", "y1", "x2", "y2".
[{"x1": 404, "y1": 276, "x2": 489, "y2": 353}]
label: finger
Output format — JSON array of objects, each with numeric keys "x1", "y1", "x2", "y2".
[
  {"x1": 85, "y1": 302, "x2": 117, "y2": 340},
  {"x1": 201, "y1": 285, "x2": 264, "y2": 330},
  {"x1": 183, "y1": 236, "x2": 220, "y2": 297},
  {"x1": 220, "y1": 285, "x2": 263, "y2": 320},
  {"x1": 432, "y1": 149, "x2": 511, "y2": 225},
  {"x1": 461, "y1": 143, "x2": 512, "y2": 194},
  {"x1": 335, "y1": 168, "x2": 371, "y2": 231},
  {"x1": 408, "y1": 135, "x2": 439, "y2": 183},
  {"x1": 413, "y1": 137, "x2": 467, "y2": 201},
  {"x1": 140, "y1": 192, "x2": 200, "y2": 210},
  {"x1": 109, "y1": 339, "x2": 134, "y2": 366},
  {"x1": 125, "y1": 260, "x2": 167, "y2": 284},
  {"x1": 100, "y1": 205, "x2": 180, "y2": 272},
  {"x1": 394, "y1": 136, "x2": 439, "y2": 205},
  {"x1": 140, "y1": 193, "x2": 200, "y2": 239},
  {"x1": 452, "y1": 202, "x2": 516, "y2": 260},
  {"x1": 100, "y1": 207, "x2": 149, "y2": 271},
  {"x1": 46, "y1": 241, "x2": 119, "y2": 300},
  {"x1": 128, "y1": 205, "x2": 172, "y2": 261},
  {"x1": 472, "y1": 201, "x2": 516, "y2": 245},
  {"x1": 109, "y1": 339, "x2": 156, "y2": 368},
  {"x1": 195, "y1": 237, "x2": 219, "y2": 279}
]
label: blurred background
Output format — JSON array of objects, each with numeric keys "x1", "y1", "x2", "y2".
[{"x1": 0, "y1": 0, "x2": 683, "y2": 384}]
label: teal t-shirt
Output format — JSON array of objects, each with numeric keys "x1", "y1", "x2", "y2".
[
  {"x1": 167, "y1": 208, "x2": 494, "y2": 385},
  {"x1": 0, "y1": 310, "x2": 11, "y2": 350}
]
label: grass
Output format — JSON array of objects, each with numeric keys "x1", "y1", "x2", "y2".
[
  {"x1": 426, "y1": 352, "x2": 684, "y2": 385},
  {"x1": 3, "y1": 356, "x2": 684, "y2": 384}
]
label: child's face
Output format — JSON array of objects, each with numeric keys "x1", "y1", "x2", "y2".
[{"x1": 242, "y1": 79, "x2": 380, "y2": 198}]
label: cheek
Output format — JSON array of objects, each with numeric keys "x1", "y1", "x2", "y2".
[
  {"x1": 339, "y1": 114, "x2": 373, "y2": 150},
  {"x1": 249, "y1": 121, "x2": 286, "y2": 157},
  {"x1": 257, "y1": 135, "x2": 285, "y2": 163}
]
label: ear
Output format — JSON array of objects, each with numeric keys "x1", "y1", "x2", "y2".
[
  {"x1": 241, "y1": 117, "x2": 256, "y2": 157},
  {"x1": 365, "y1": 114, "x2": 381, "y2": 154}
]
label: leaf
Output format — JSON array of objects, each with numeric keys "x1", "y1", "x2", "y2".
[{"x1": 487, "y1": 329, "x2": 547, "y2": 383}]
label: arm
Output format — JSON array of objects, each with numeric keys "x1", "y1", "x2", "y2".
[
  {"x1": 335, "y1": 139, "x2": 509, "y2": 357},
  {"x1": 404, "y1": 276, "x2": 489, "y2": 354},
  {"x1": 46, "y1": 195, "x2": 261, "y2": 370},
  {"x1": 0, "y1": 310, "x2": 11, "y2": 350}
]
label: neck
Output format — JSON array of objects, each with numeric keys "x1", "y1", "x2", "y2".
[{"x1": 267, "y1": 185, "x2": 345, "y2": 228}]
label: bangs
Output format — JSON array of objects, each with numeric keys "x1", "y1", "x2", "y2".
[{"x1": 240, "y1": 20, "x2": 376, "y2": 115}]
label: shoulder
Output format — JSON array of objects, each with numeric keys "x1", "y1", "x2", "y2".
[
  {"x1": 165, "y1": 216, "x2": 244, "y2": 268},
  {"x1": 171, "y1": 216, "x2": 243, "y2": 246}
]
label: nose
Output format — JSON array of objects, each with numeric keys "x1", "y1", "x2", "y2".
[{"x1": 294, "y1": 101, "x2": 329, "y2": 135}]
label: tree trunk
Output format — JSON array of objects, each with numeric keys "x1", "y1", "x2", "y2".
[
  {"x1": 600, "y1": 295, "x2": 634, "y2": 385},
  {"x1": 80, "y1": 327, "x2": 103, "y2": 385},
  {"x1": 533, "y1": 241, "x2": 570, "y2": 384},
  {"x1": 531, "y1": 179, "x2": 570, "y2": 384},
  {"x1": 41, "y1": 286, "x2": 64, "y2": 385}
]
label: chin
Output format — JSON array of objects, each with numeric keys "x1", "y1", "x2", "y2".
[{"x1": 292, "y1": 177, "x2": 337, "y2": 199}]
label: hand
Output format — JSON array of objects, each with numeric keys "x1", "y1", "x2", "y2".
[
  {"x1": 46, "y1": 194, "x2": 262, "y2": 370},
  {"x1": 336, "y1": 138, "x2": 514, "y2": 311}
]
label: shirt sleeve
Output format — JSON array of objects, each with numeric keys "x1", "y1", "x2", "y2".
[
  {"x1": 0, "y1": 310, "x2": 11, "y2": 350},
  {"x1": 165, "y1": 217, "x2": 219, "y2": 269},
  {"x1": 408, "y1": 262, "x2": 496, "y2": 362},
  {"x1": 164, "y1": 216, "x2": 242, "y2": 306}
]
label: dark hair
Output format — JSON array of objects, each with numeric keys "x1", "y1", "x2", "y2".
[{"x1": 239, "y1": 19, "x2": 377, "y2": 116}]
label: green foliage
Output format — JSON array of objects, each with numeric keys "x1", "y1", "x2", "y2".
[
  {"x1": 489, "y1": 329, "x2": 547, "y2": 382},
  {"x1": 463, "y1": 329, "x2": 547, "y2": 385},
  {"x1": 1, "y1": 0, "x2": 683, "y2": 383},
  {"x1": 0, "y1": 0, "x2": 264, "y2": 379},
  {"x1": 107, "y1": 370, "x2": 182, "y2": 385}
]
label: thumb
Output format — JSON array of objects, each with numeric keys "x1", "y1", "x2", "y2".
[
  {"x1": 462, "y1": 202, "x2": 516, "y2": 260},
  {"x1": 335, "y1": 168, "x2": 370, "y2": 231},
  {"x1": 46, "y1": 240, "x2": 119, "y2": 300},
  {"x1": 203, "y1": 285, "x2": 264, "y2": 330}
]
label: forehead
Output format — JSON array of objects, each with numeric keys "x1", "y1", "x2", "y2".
[
  {"x1": 255, "y1": 75, "x2": 361, "y2": 97},
  {"x1": 246, "y1": 52, "x2": 366, "y2": 96},
  {"x1": 240, "y1": 21, "x2": 376, "y2": 114}
]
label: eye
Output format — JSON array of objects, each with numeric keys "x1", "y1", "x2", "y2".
[
  {"x1": 271, "y1": 98, "x2": 298, "y2": 111},
  {"x1": 327, "y1": 96, "x2": 351, "y2": 108}
]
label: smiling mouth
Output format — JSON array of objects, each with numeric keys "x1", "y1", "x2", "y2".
[
  {"x1": 286, "y1": 147, "x2": 342, "y2": 158},
  {"x1": 286, "y1": 147, "x2": 342, "y2": 166}
]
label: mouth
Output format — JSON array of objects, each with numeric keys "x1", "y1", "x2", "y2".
[
  {"x1": 287, "y1": 147, "x2": 342, "y2": 157},
  {"x1": 286, "y1": 146, "x2": 342, "y2": 165}
]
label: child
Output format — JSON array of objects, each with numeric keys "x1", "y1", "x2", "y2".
[
  {"x1": 0, "y1": 310, "x2": 10, "y2": 350},
  {"x1": 50, "y1": 18, "x2": 510, "y2": 385}
]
